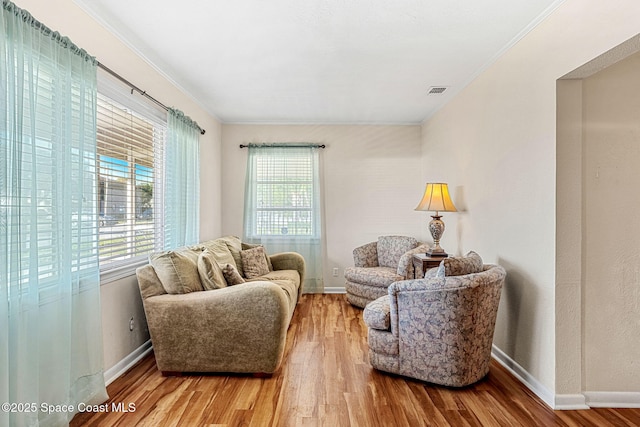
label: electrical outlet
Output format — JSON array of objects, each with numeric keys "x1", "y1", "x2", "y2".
[
  {"x1": 129, "y1": 317, "x2": 134, "y2": 332},
  {"x1": 332, "y1": 267, "x2": 339, "y2": 277}
]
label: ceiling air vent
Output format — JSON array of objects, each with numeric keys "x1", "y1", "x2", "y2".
[{"x1": 427, "y1": 86, "x2": 448, "y2": 95}]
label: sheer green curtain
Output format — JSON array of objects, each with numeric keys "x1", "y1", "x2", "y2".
[
  {"x1": 1, "y1": 1, "x2": 107, "y2": 425},
  {"x1": 243, "y1": 145, "x2": 324, "y2": 293},
  {"x1": 164, "y1": 108, "x2": 200, "y2": 249}
]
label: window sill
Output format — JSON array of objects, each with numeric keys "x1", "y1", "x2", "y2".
[{"x1": 100, "y1": 258, "x2": 148, "y2": 285}]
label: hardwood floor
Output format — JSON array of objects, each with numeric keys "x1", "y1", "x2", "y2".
[{"x1": 71, "y1": 294, "x2": 640, "y2": 426}]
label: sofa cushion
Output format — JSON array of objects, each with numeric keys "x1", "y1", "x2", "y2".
[
  {"x1": 197, "y1": 249, "x2": 228, "y2": 290},
  {"x1": 150, "y1": 248, "x2": 203, "y2": 294},
  {"x1": 222, "y1": 263, "x2": 245, "y2": 285},
  {"x1": 363, "y1": 295, "x2": 391, "y2": 331},
  {"x1": 246, "y1": 269, "x2": 298, "y2": 282},
  {"x1": 245, "y1": 270, "x2": 300, "y2": 320},
  {"x1": 377, "y1": 236, "x2": 418, "y2": 268},
  {"x1": 201, "y1": 239, "x2": 237, "y2": 269},
  {"x1": 344, "y1": 266, "x2": 404, "y2": 288},
  {"x1": 436, "y1": 251, "x2": 483, "y2": 277},
  {"x1": 241, "y1": 246, "x2": 271, "y2": 278}
]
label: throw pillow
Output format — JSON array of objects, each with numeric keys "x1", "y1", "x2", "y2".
[
  {"x1": 197, "y1": 249, "x2": 228, "y2": 290},
  {"x1": 201, "y1": 239, "x2": 237, "y2": 270},
  {"x1": 241, "y1": 242, "x2": 273, "y2": 271},
  {"x1": 222, "y1": 263, "x2": 245, "y2": 285},
  {"x1": 219, "y1": 235, "x2": 245, "y2": 277},
  {"x1": 424, "y1": 266, "x2": 441, "y2": 279},
  {"x1": 436, "y1": 251, "x2": 483, "y2": 277},
  {"x1": 150, "y1": 248, "x2": 203, "y2": 294},
  {"x1": 241, "y1": 246, "x2": 270, "y2": 279}
]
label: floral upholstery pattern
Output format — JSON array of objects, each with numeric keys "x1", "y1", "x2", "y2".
[
  {"x1": 397, "y1": 244, "x2": 430, "y2": 277},
  {"x1": 345, "y1": 236, "x2": 423, "y2": 308},
  {"x1": 363, "y1": 296, "x2": 390, "y2": 330},
  {"x1": 436, "y1": 251, "x2": 483, "y2": 277},
  {"x1": 363, "y1": 264, "x2": 506, "y2": 387},
  {"x1": 241, "y1": 246, "x2": 270, "y2": 278},
  {"x1": 368, "y1": 328, "x2": 398, "y2": 356},
  {"x1": 345, "y1": 280, "x2": 392, "y2": 308},
  {"x1": 344, "y1": 267, "x2": 403, "y2": 288},
  {"x1": 352, "y1": 241, "x2": 379, "y2": 267},
  {"x1": 423, "y1": 266, "x2": 440, "y2": 279},
  {"x1": 377, "y1": 236, "x2": 418, "y2": 268}
]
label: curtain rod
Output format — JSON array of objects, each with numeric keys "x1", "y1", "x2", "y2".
[
  {"x1": 97, "y1": 62, "x2": 206, "y2": 135},
  {"x1": 239, "y1": 143, "x2": 326, "y2": 149}
]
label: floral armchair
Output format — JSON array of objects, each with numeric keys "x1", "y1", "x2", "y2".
[
  {"x1": 344, "y1": 235, "x2": 428, "y2": 308},
  {"x1": 362, "y1": 253, "x2": 506, "y2": 387}
]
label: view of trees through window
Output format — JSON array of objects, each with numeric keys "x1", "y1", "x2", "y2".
[{"x1": 96, "y1": 93, "x2": 165, "y2": 267}]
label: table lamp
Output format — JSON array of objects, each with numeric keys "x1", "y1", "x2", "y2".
[{"x1": 415, "y1": 183, "x2": 457, "y2": 257}]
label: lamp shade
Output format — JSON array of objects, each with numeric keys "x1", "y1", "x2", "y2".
[{"x1": 414, "y1": 183, "x2": 457, "y2": 213}]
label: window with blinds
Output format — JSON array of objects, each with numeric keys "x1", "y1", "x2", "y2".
[
  {"x1": 253, "y1": 152, "x2": 315, "y2": 237},
  {"x1": 96, "y1": 92, "x2": 166, "y2": 269}
]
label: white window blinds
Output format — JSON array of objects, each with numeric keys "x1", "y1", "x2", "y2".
[
  {"x1": 96, "y1": 76, "x2": 166, "y2": 270},
  {"x1": 254, "y1": 153, "x2": 314, "y2": 236}
]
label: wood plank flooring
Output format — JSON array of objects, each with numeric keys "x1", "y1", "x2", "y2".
[{"x1": 71, "y1": 294, "x2": 640, "y2": 426}]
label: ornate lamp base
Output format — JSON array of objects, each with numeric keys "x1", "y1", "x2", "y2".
[
  {"x1": 426, "y1": 214, "x2": 449, "y2": 257},
  {"x1": 426, "y1": 248, "x2": 448, "y2": 257}
]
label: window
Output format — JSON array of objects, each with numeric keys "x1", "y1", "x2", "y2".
[
  {"x1": 243, "y1": 145, "x2": 324, "y2": 292},
  {"x1": 245, "y1": 147, "x2": 318, "y2": 238},
  {"x1": 96, "y1": 74, "x2": 166, "y2": 275}
]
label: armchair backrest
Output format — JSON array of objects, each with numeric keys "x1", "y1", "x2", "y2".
[
  {"x1": 388, "y1": 264, "x2": 505, "y2": 337},
  {"x1": 377, "y1": 235, "x2": 418, "y2": 268}
]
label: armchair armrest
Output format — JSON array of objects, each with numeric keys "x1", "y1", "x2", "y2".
[
  {"x1": 386, "y1": 277, "x2": 446, "y2": 337},
  {"x1": 143, "y1": 281, "x2": 290, "y2": 373},
  {"x1": 269, "y1": 251, "x2": 306, "y2": 298},
  {"x1": 353, "y1": 241, "x2": 378, "y2": 267},
  {"x1": 396, "y1": 243, "x2": 430, "y2": 278}
]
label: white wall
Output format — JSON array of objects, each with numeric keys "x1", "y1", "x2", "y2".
[
  {"x1": 15, "y1": 0, "x2": 222, "y2": 373},
  {"x1": 581, "y1": 52, "x2": 640, "y2": 392},
  {"x1": 221, "y1": 125, "x2": 424, "y2": 289},
  {"x1": 421, "y1": 0, "x2": 640, "y2": 400}
]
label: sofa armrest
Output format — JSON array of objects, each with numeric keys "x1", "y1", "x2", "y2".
[
  {"x1": 269, "y1": 251, "x2": 306, "y2": 298},
  {"x1": 143, "y1": 281, "x2": 290, "y2": 374},
  {"x1": 396, "y1": 243, "x2": 430, "y2": 278},
  {"x1": 353, "y1": 241, "x2": 378, "y2": 268}
]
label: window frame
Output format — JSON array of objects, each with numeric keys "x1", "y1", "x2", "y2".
[{"x1": 245, "y1": 147, "x2": 320, "y2": 241}]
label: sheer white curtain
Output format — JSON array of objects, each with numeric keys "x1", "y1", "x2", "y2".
[
  {"x1": 164, "y1": 108, "x2": 200, "y2": 249},
  {"x1": 243, "y1": 145, "x2": 324, "y2": 293},
  {"x1": 1, "y1": 1, "x2": 107, "y2": 425}
]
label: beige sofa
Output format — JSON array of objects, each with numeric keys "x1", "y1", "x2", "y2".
[{"x1": 136, "y1": 236, "x2": 305, "y2": 375}]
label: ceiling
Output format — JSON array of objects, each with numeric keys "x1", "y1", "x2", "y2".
[{"x1": 75, "y1": 0, "x2": 563, "y2": 124}]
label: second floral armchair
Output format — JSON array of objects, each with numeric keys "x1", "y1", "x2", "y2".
[{"x1": 344, "y1": 235, "x2": 428, "y2": 308}]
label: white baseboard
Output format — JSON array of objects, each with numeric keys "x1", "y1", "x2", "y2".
[
  {"x1": 585, "y1": 392, "x2": 640, "y2": 408},
  {"x1": 554, "y1": 394, "x2": 589, "y2": 410},
  {"x1": 323, "y1": 287, "x2": 346, "y2": 294},
  {"x1": 103, "y1": 340, "x2": 153, "y2": 386},
  {"x1": 491, "y1": 345, "x2": 559, "y2": 410},
  {"x1": 491, "y1": 345, "x2": 640, "y2": 409}
]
